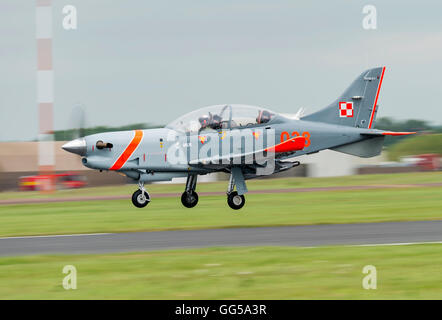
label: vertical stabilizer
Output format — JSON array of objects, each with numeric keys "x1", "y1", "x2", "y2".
[{"x1": 302, "y1": 67, "x2": 385, "y2": 128}]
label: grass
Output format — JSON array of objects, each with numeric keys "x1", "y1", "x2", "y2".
[
  {"x1": 1, "y1": 171, "x2": 442, "y2": 201},
  {"x1": 0, "y1": 244, "x2": 441, "y2": 299},
  {"x1": 0, "y1": 185, "x2": 441, "y2": 237},
  {"x1": 1, "y1": 172, "x2": 441, "y2": 299}
]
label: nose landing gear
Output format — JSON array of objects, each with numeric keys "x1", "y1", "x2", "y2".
[{"x1": 132, "y1": 181, "x2": 150, "y2": 208}]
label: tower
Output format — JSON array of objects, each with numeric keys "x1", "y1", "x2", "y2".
[{"x1": 36, "y1": 0, "x2": 55, "y2": 191}]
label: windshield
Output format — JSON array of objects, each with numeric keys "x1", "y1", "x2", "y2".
[{"x1": 166, "y1": 104, "x2": 276, "y2": 133}]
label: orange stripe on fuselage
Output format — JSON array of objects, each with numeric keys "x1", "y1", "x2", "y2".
[{"x1": 109, "y1": 130, "x2": 143, "y2": 170}]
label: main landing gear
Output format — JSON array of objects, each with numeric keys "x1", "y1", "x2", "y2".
[
  {"x1": 131, "y1": 181, "x2": 151, "y2": 208},
  {"x1": 226, "y1": 173, "x2": 246, "y2": 210},
  {"x1": 181, "y1": 174, "x2": 199, "y2": 208},
  {"x1": 180, "y1": 172, "x2": 246, "y2": 210}
]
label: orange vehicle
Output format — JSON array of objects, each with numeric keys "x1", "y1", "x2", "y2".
[{"x1": 19, "y1": 172, "x2": 87, "y2": 191}]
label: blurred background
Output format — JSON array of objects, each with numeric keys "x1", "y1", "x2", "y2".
[
  {"x1": 1, "y1": 1, "x2": 442, "y2": 191},
  {"x1": 1, "y1": 0, "x2": 442, "y2": 300}
]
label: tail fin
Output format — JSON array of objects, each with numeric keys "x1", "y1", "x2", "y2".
[{"x1": 302, "y1": 67, "x2": 385, "y2": 128}]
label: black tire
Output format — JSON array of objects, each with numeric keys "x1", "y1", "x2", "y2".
[
  {"x1": 181, "y1": 191, "x2": 199, "y2": 208},
  {"x1": 131, "y1": 189, "x2": 150, "y2": 208},
  {"x1": 227, "y1": 191, "x2": 245, "y2": 210}
]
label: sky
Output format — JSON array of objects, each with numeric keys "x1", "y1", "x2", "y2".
[{"x1": 1, "y1": 0, "x2": 441, "y2": 141}]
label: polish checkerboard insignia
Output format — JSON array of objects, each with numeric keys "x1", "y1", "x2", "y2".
[{"x1": 339, "y1": 101, "x2": 354, "y2": 118}]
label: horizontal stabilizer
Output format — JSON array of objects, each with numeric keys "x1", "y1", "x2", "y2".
[
  {"x1": 330, "y1": 136, "x2": 385, "y2": 158},
  {"x1": 361, "y1": 131, "x2": 416, "y2": 136}
]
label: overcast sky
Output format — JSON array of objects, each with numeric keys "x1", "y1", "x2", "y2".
[{"x1": 1, "y1": 0, "x2": 441, "y2": 141}]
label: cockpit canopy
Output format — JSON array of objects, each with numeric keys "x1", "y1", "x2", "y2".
[{"x1": 166, "y1": 104, "x2": 276, "y2": 133}]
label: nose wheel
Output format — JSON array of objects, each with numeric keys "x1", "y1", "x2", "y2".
[
  {"x1": 132, "y1": 190, "x2": 150, "y2": 208},
  {"x1": 132, "y1": 181, "x2": 150, "y2": 208}
]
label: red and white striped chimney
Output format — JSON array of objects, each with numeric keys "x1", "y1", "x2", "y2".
[{"x1": 36, "y1": 0, "x2": 55, "y2": 191}]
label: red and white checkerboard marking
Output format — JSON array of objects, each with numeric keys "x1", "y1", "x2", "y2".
[{"x1": 339, "y1": 101, "x2": 354, "y2": 118}]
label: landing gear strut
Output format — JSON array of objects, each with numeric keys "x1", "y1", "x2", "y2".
[
  {"x1": 226, "y1": 173, "x2": 246, "y2": 210},
  {"x1": 181, "y1": 174, "x2": 199, "y2": 208},
  {"x1": 132, "y1": 181, "x2": 150, "y2": 208}
]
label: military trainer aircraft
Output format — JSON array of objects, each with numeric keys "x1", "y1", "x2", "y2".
[{"x1": 62, "y1": 67, "x2": 415, "y2": 209}]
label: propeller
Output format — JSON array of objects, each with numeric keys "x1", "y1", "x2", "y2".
[
  {"x1": 63, "y1": 104, "x2": 87, "y2": 165},
  {"x1": 68, "y1": 103, "x2": 86, "y2": 140}
]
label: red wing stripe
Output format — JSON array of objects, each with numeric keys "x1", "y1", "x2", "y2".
[
  {"x1": 368, "y1": 67, "x2": 386, "y2": 129},
  {"x1": 109, "y1": 130, "x2": 143, "y2": 170},
  {"x1": 382, "y1": 132, "x2": 416, "y2": 136}
]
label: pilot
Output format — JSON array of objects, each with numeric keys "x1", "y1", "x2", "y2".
[
  {"x1": 210, "y1": 114, "x2": 223, "y2": 130},
  {"x1": 256, "y1": 110, "x2": 272, "y2": 124},
  {"x1": 198, "y1": 114, "x2": 211, "y2": 130}
]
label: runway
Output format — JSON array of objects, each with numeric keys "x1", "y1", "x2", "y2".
[{"x1": 0, "y1": 220, "x2": 441, "y2": 256}]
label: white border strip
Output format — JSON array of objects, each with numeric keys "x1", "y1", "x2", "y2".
[
  {"x1": 0, "y1": 233, "x2": 112, "y2": 240},
  {"x1": 348, "y1": 241, "x2": 442, "y2": 247}
]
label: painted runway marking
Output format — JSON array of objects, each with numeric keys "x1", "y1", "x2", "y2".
[
  {"x1": 348, "y1": 241, "x2": 442, "y2": 247},
  {"x1": 0, "y1": 233, "x2": 112, "y2": 240}
]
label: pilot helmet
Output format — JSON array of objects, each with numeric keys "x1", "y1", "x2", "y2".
[
  {"x1": 211, "y1": 114, "x2": 222, "y2": 129},
  {"x1": 257, "y1": 110, "x2": 271, "y2": 124},
  {"x1": 199, "y1": 115, "x2": 210, "y2": 128}
]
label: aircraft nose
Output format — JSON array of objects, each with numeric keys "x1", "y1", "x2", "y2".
[{"x1": 62, "y1": 138, "x2": 87, "y2": 156}]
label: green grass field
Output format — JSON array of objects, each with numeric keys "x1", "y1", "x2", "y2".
[
  {"x1": 0, "y1": 172, "x2": 441, "y2": 237},
  {"x1": 1, "y1": 244, "x2": 441, "y2": 299}
]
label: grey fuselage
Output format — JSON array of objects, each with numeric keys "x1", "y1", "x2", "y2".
[{"x1": 80, "y1": 115, "x2": 380, "y2": 182}]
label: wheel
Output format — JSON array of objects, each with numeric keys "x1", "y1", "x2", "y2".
[
  {"x1": 181, "y1": 191, "x2": 199, "y2": 208},
  {"x1": 131, "y1": 189, "x2": 150, "y2": 208},
  {"x1": 227, "y1": 191, "x2": 245, "y2": 210}
]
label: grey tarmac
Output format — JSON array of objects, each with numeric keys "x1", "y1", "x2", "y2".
[{"x1": 0, "y1": 220, "x2": 441, "y2": 256}]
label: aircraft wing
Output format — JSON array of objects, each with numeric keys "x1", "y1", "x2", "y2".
[{"x1": 189, "y1": 136, "x2": 306, "y2": 166}]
